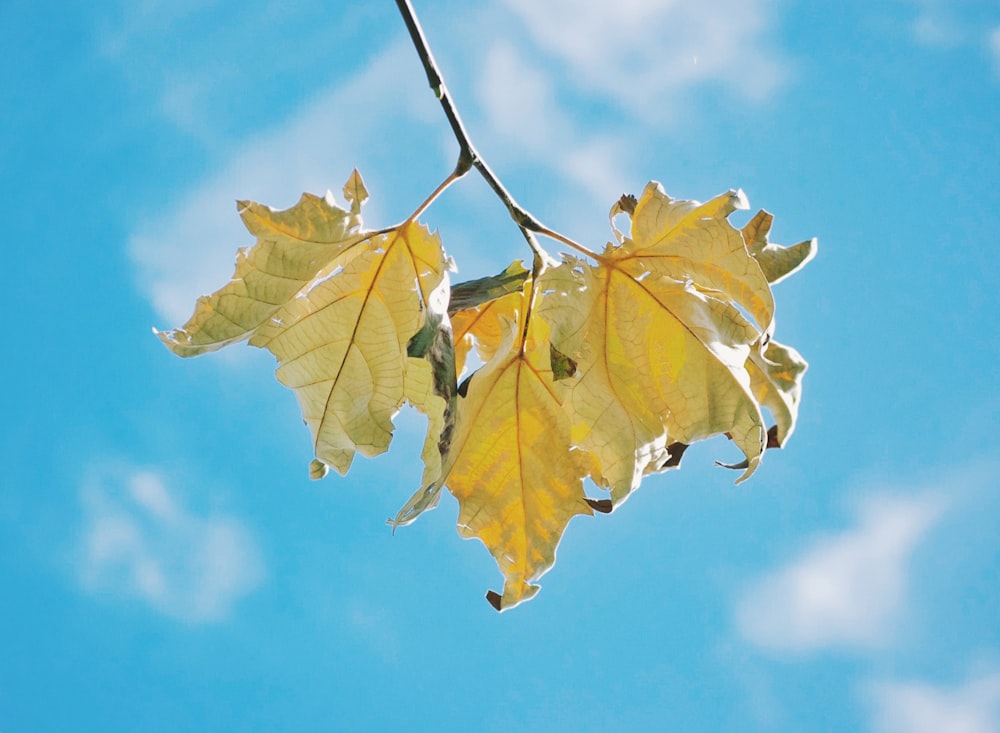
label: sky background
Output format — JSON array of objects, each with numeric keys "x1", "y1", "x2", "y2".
[{"x1": 3, "y1": 0, "x2": 999, "y2": 731}]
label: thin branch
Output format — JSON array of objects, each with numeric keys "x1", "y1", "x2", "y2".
[
  {"x1": 394, "y1": 0, "x2": 475, "y2": 177},
  {"x1": 394, "y1": 0, "x2": 564, "y2": 264}
]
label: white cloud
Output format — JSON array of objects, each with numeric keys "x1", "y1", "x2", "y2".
[
  {"x1": 735, "y1": 493, "x2": 945, "y2": 653},
  {"x1": 129, "y1": 40, "x2": 431, "y2": 326},
  {"x1": 79, "y1": 465, "x2": 263, "y2": 623},
  {"x1": 500, "y1": 0, "x2": 787, "y2": 115},
  {"x1": 476, "y1": 42, "x2": 631, "y2": 204},
  {"x1": 866, "y1": 673, "x2": 1000, "y2": 733}
]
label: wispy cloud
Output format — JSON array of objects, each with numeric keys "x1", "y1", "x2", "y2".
[
  {"x1": 866, "y1": 672, "x2": 1000, "y2": 733},
  {"x1": 735, "y1": 493, "x2": 945, "y2": 654},
  {"x1": 129, "y1": 39, "x2": 431, "y2": 326},
  {"x1": 79, "y1": 464, "x2": 263, "y2": 623},
  {"x1": 465, "y1": 0, "x2": 790, "y2": 222},
  {"x1": 475, "y1": 41, "x2": 631, "y2": 205},
  {"x1": 500, "y1": 0, "x2": 788, "y2": 116}
]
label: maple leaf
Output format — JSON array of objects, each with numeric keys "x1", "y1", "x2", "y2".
[
  {"x1": 157, "y1": 170, "x2": 451, "y2": 482},
  {"x1": 440, "y1": 270, "x2": 593, "y2": 610},
  {"x1": 541, "y1": 183, "x2": 775, "y2": 507}
]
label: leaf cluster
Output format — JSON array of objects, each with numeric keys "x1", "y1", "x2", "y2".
[{"x1": 158, "y1": 169, "x2": 815, "y2": 610}]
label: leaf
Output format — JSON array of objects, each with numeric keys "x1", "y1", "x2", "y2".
[
  {"x1": 742, "y1": 209, "x2": 818, "y2": 285},
  {"x1": 747, "y1": 338, "x2": 808, "y2": 447},
  {"x1": 451, "y1": 272, "x2": 527, "y2": 374},
  {"x1": 448, "y1": 260, "x2": 529, "y2": 313},
  {"x1": 156, "y1": 190, "x2": 365, "y2": 357},
  {"x1": 158, "y1": 171, "x2": 449, "y2": 481},
  {"x1": 542, "y1": 184, "x2": 774, "y2": 506},
  {"x1": 405, "y1": 281, "x2": 458, "y2": 493},
  {"x1": 437, "y1": 273, "x2": 593, "y2": 610}
]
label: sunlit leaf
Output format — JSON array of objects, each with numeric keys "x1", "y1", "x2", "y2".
[
  {"x1": 742, "y1": 209, "x2": 818, "y2": 285},
  {"x1": 747, "y1": 338, "x2": 808, "y2": 447},
  {"x1": 447, "y1": 262, "x2": 528, "y2": 377},
  {"x1": 158, "y1": 171, "x2": 449, "y2": 480},
  {"x1": 440, "y1": 274, "x2": 593, "y2": 610}
]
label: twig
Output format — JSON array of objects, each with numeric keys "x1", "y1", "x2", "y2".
[{"x1": 394, "y1": 0, "x2": 556, "y2": 262}]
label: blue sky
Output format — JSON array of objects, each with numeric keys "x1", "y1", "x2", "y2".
[{"x1": 3, "y1": 0, "x2": 999, "y2": 730}]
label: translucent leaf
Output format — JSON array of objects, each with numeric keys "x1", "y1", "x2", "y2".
[
  {"x1": 440, "y1": 276, "x2": 593, "y2": 610},
  {"x1": 156, "y1": 190, "x2": 365, "y2": 357},
  {"x1": 747, "y1": 338, "x2": 808, "y2": 446},
  {"x1": 541, "y1": 184, "x2": 779, "y2": 506},
  {"x1": 742, "y1": 209, "x2": 818, "y2": 285},
  {"x1": 158, "y1": 171, "x2": 449, "y2": 481}
]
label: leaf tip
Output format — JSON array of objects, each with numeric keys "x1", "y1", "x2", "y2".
[
  {"x1": 343, "y1": 168, "x2": 369, "y2": 214},
  {"x1": 584, "y1": 498, "x2": 613, "y2": 514},
  {"x1": 486, "y1": 590, "x2": 503, "y2": 611},
  {"x1": 732, "y1": 188, "x2": 750, "y2": 211}
]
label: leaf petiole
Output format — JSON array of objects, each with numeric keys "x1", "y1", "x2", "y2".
[{"x1": 403, "y1": 167, "x2": 465, "y2": 224}]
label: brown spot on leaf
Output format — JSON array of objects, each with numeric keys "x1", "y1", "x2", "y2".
[{"x1": 550, "y1": 344, "x2": 577, "y2": 380}]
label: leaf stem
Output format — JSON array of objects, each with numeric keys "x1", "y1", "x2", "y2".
[
  {"x1": 405, "y1": 168, "x2": 463, "y2": 223},
  {"x1": 394, "y1": 0, "x2": 558, "y2": 264},
  {"x1": 534, "y1": 225, "x2": 603, "y2": 262}
]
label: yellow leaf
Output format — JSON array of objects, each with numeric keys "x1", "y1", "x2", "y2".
[
  {"x1": 451, "y1": 290, "x2": 521, "y2": 378},
  {"x1": 625, "y1": 183, "x2": 775, "y2": 331},
  {"x1": 442, "y1": 275, "x2": 592, "y2": 610},
  {"x1": 747, "y1": 338, "x2": 808, "y2": 446},
  {"x1": 742, "y1": 209, "x2": 818, "y2": 285},
  {"x1": 158, "y1": 171, "x2": 449, "y2": 479},
  {"x1": 447, "y1": 261, "x2": 529, "y2": 377},
  {"x1": 157, "y1": 189, "x2": 366, "y2": 357},
  {"x1": 542, "y1": 184, "x2": 780, "y2": 505}
]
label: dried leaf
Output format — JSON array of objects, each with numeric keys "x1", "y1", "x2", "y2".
[
  {"x1": 158, "y1": 171, "x2": 449, "y2": 481},
  {"x1": 440, "y1": 275, "x2": 592, "y2": 610},
  {"x1": 742, "y1": 209, "x2": 818, "y2": 285}
]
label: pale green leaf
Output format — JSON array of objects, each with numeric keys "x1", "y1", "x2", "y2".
[
  {"x1": 742, "y1": 209, "x2": 818, "y2": 284},
  {"x1": 158, "y1": 171, "x2": 449, "y2": 481}
]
